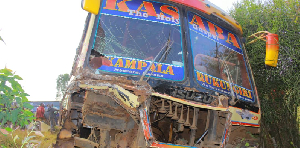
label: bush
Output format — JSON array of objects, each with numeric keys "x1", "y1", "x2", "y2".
[{"x1": 229, "y1": 0, "x2": 300, "y2": 147}]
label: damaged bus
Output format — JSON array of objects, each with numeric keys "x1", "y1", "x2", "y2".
[{"x1": 54, "y1": 0, "x2": 278, "y2": 147}]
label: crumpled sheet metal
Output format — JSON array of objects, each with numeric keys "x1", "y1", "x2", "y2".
[
  {"x1": 63, "y1": 67, "x2": 153, "y2": 114},
  {"x1": 75, "y1": 67, "x2": 153, "y2": 95},
  {"x1": 78, "y1": 83, "x2": 134, "y2": 115},
  {"x1": 63, "y1": 69, "x2": 231, "y2": 117},
  {"x1": 70, "y1": 67, "x2": 230, "y2": 110},
  {"x1": 80, "y1": 83, "x2": 140, "y2": 108},
  {"x1": 220, "y1": 112, "x2": 232, "y2": 148},
  {"x1": 82, "y1": 91, "x2": 130, "y2": 120},
  {"x1": 76, "y1": 67, "x2": 152, "y2": 90}
]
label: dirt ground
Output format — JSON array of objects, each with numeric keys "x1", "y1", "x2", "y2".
[{"x1": 227, "y1": 126, "x2": 260, "y2": 148}]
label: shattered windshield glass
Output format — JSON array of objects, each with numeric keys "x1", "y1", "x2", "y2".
[
  {"x1": 93, "y1": 15, "x2": 182, "y2": 64},
  {"x1": 90, "y1": 0, "x2": 184, "y2": 81},
  {"x1": 188, "y1": 11, "x2": 254, "y2": 102},
  {"x1": 191, "y1": 35, "x2": 251, "y2": 89}
]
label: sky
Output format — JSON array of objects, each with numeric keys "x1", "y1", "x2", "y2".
[{"x1": 0, "y1": 0, "x2": 238, "y2": 101}]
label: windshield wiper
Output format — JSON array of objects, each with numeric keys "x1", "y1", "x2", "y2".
[
  {"x1": 219, "y1": 54, "x2": 239, "y2": 105},
  {"x1": 139, "y1": 31, "x2": 173, "y2": 82}
]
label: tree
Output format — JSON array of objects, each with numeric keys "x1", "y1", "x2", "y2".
[
  {"x1": 230, "y1": 0, "x2": 300, "y2": 147},
  {"x1": 55, "y1": 74, "x2": 70, "y2": 101}
]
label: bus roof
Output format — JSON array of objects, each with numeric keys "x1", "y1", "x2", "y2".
[{"x1": 169, "y1": 0, "x2": 243, "y2": 34}]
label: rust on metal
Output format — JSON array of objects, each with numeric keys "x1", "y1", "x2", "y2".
[
  {"x1": 74, "y1": 137, "x2": 99, "y2": 148},
  {"x1": 152, "y1": 92, "x2": 228, "y2": 111}
]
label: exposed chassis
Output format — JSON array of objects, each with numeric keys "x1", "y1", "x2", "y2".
[{"x1": 53, "y1": 68, "x2": 244, "y2": 148}]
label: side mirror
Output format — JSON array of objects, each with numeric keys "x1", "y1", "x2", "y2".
[
  {"x1": 247, "y1": 31, "x2": 279, "y2": 67},
  {"x1": 81, "y1": 0, "x2": 101, "y2": 15},
  {"x1": 265, "y1": 33, "x2": 279, "y2": 67}
]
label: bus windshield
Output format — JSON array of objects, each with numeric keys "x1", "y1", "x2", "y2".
[
  {"x1": 188, "y1": 11, "x2": 254, "y2": 102},
  {"x1": 90, "y1": 0, "x2": 184, "y2": 81},
  {"x1": 93, "y1": 15, "x2": 182, "y2": 64},
  {"x1": 191, "y1": 34, "x2": 251, "y2": 89}
]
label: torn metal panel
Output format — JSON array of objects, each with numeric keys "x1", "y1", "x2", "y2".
[
  {"x1": 61, "y1": 67, "x2": 153, "y2": 115},
  {"x1": 83, "y1": 91, "x2": 132, "y2": 118},
  {"x1": 80, "y1": 83, "x2": 140, "y2": 108},
  {"x1": 80, "y1": 84, "x2": 139, "y2": 115},
  {"x1": 69, "y1": 67, "x2": 152, "y2": 107},
  {"x1": 62, "y1": 76, "x2": 152, "y2": 116},
  {"x1": 83, "y1": 114, "x2": 135, "y2": 131},
  {"x1": 79, "y1": 68, "x2": 151, "y2": 92},
  {"x1": 82, "y1": 91, "x2": 136, "y2": 130}
]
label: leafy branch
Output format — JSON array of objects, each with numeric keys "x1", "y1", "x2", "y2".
[
  {"x1": 230, "y1": 0, "x2": 300, "y2": 147},
  {"x1": 0, "y1": 67, "x2": 34, "y2": 128}
]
